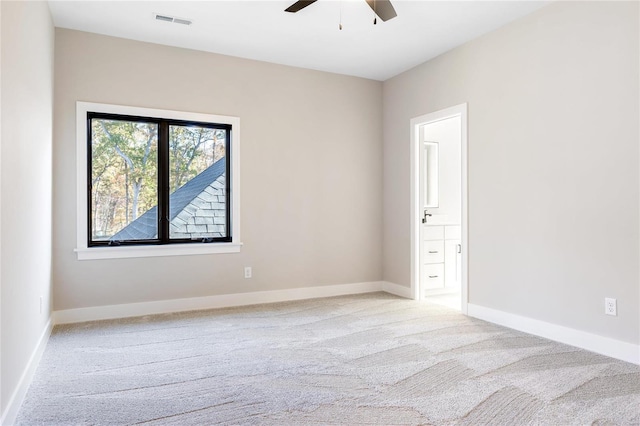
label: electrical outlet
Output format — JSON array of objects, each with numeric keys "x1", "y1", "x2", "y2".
[
  {"x1": 244, "y1": 267, "x2": 252, "y2": 279},
  {"x1": 605, "y1": 298, "x2": 617, "y2": 316}
]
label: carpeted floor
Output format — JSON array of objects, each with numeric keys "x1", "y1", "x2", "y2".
[{"x1": 16, "y1": 292, "x2": 640, "y2": 425}]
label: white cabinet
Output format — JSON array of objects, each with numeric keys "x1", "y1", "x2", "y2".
[
  {"x1": 422, "y1": 240, "x2": 444, "y2": 264},
  {"x1": 422, "y1": 264, "x2": 444, "y2": 289},
  {"x1": 423, "y1": 225, "x2": 444, "y2": 240},
  {"x1": 422, "y1": 225, "x2": 461, "y2": 293},
  {"x1": 445, "y1": 225, "x2": 461, "y2": 240},
  {"x1": 444, "y1": 239, "x2": 461, "y2": 288}
]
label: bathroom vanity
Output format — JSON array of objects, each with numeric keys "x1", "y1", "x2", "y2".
[{"x1": 422, "y1": 222, "x2": 461, "y2": 293}]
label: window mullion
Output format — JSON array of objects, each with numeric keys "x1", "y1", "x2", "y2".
[{"x1": 158, "y1": 121, "x2": 170, "y2": 243}]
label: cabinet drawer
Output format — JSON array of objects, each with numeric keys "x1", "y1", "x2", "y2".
[
  {"x1": 422, "y1": 263, "x2": 444, "y2": 289},
  {"x1": 445, "y1": 225, "x2": 461, "y2": 240},
  {"x1": 422, "y1": 240, "x2": 444, "y2": 264},
  {"x1": 423, "y1": 226, "x2": 444, "y2": 240}
]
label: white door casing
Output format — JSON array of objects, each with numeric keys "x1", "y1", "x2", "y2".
[{"x1": 410, "y1": 104, "x2": 468, "y2": 313}]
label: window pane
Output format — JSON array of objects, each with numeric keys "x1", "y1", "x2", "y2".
[
  {"x1": 91, "y1": 119, "x2": 158, "y2": 241},
  {"x1": 169, "y1": 125, "x2": 227, "y2": 239}
]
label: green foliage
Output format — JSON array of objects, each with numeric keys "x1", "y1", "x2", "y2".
[{"x1": 169, "y1": 126, "x2": 225, "y2": 192}]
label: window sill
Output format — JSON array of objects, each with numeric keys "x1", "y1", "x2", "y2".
[{"x1": 75, "y1": 242, "x2": 242, "y2": 260}]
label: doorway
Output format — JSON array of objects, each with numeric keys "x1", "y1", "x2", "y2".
[{"x1": 410, "y1": 104, "x2": 468, "y2": 313}]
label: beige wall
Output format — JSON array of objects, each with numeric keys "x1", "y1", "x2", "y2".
[
  {"x1": 1, "y1": 0, "x2": 54, "y2": 416},
  {"x1": 53, "y1": 29, "x2": 383, "y2": 311},
  {"x1": 383, "y1": 1, "x2": 639, "y2": 344}
]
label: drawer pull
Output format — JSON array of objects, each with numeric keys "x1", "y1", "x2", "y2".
[
  {"x1": 428, "y1": 251, "x2": 439, "y2": 254},
  {"x1": 429, "y1": 275, "x2": 439, "y2": 278}
]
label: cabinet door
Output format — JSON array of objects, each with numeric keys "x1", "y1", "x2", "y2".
[{"x1": 444, "y1": 239, "x2": 461, "y2": 289}]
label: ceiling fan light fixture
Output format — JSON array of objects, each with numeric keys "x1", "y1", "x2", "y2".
[{"x1": 285, "y1": 0, "x2": 397, "y2": 24}]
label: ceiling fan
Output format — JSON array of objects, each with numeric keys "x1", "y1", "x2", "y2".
[{"x1": 285, "y1": 0, "x2": 397, "y2": 22}]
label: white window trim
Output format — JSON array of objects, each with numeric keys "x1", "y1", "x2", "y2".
[{"x1": 75, "y1": 101, "x2": 241, "y2": 260}]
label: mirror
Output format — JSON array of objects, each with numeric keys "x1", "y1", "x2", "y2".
[{"x1": 423, "y1": 141, "x2": 439, "y2": 208}]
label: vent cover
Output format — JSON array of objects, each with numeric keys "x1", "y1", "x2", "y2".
[{"x1": 154, "y1": 13, "x2": 192, "y2": 26}]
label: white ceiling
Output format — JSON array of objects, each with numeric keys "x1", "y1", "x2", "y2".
[{"x1": 48, "y1": 0, "x2": 549, "y2": 81}]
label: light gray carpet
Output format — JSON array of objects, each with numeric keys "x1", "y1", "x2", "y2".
[{"x1": 16, "y1": 293, "x2": 640, "y2": 425}]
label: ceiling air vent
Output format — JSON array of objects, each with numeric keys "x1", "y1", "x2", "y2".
[{"x1": 154, "y1": 13, "x2": 192, "y2": 26}]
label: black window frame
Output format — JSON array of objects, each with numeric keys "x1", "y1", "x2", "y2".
[{"x1": 87, "y1": 111, "x2": 232, "y2": 247}]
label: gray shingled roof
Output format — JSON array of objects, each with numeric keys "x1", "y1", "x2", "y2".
[{"x1": 110, "y1": 158, "x2": 226, "y2": 241}]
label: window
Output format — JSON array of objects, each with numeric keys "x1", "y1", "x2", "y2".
[
  {"x1": 76, "y1": 103, "x2": 241, "y2": 260},
  {"x1": 88, "y1": 114, "x2": 230, "y2": 245}
]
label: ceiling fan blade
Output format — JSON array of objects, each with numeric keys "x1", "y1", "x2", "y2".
[
  {"x1": 365, "y1": 0, "x2": 397, "y2": 22},
  {"x1": 285, "y1": 0, "x2": 318, "y2": 13}
]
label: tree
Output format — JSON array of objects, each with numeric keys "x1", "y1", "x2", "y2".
[
  {"x1": 169, "y1": 126, "x2": 226, "y2": 191},
  {"x1": 91, "y1": 119, "x2": 158, "y2": 238}
]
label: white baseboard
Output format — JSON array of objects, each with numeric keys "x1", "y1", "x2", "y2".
[
  {"x1": 53, "y1": 281, "x2": 401, "y2": 324},
  {"x1": 1, "y1": 318, "x2": 53, "y2": 426},
  {"x1": 467, "y1": 303, "x2": 640, "y2": 365},
  {"x1": 382, "y1": 281, "x2": 413, "y2": 298}
]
